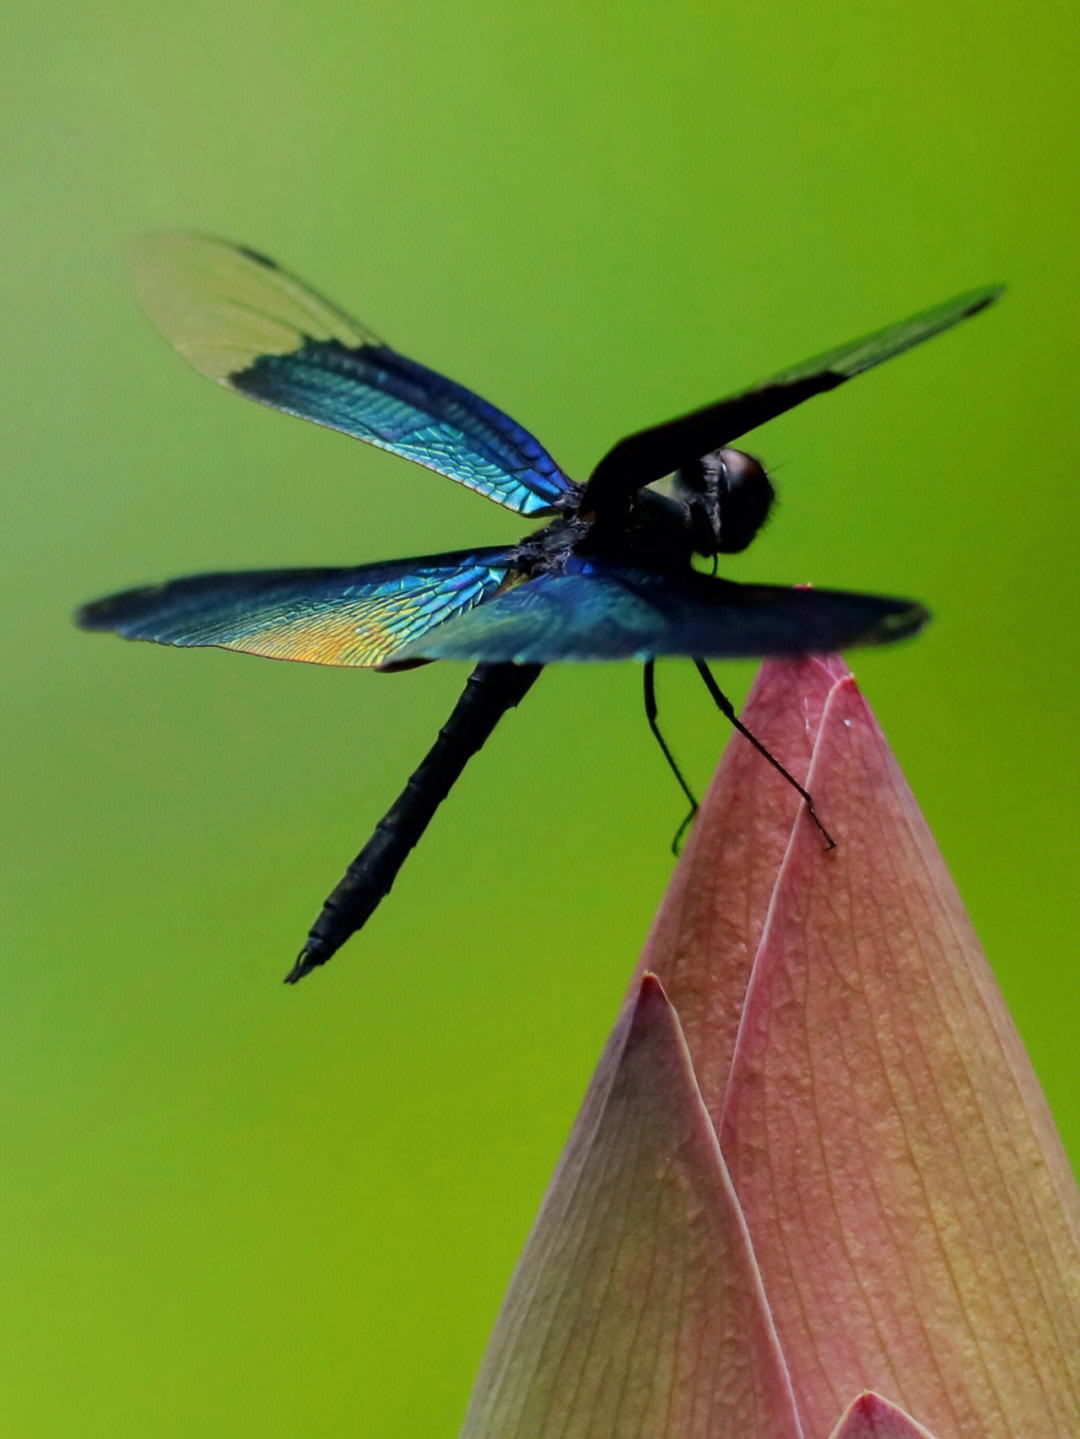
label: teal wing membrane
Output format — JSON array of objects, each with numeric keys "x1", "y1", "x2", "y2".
[
  {"x1": 394, "y1": 563, "x2": 930, "y2": 664},
  {"x1": 76, "y1": 550, "x2": 516, "y2": 669},
  {"x1": 131, "y1": 234, "x2": 572, "y2": 516}
]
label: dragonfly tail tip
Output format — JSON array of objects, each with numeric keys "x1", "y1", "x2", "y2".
[{"x1": 284, "y1": 945, "x2": 322, "y2": 984}]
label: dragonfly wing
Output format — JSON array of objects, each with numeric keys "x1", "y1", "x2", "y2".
[
  {"x1": 76, "y1": 549, "x2": 515, "y2": 669},
  {"x1": 131, "y1": 235, "x2": 573, "y2": 516},
  {"x1": 395, "y1": 563, "x2": 929, "y2": 664},
  {"x1": 582, "y1": 285, "x2": 1004, "y2": 509}
]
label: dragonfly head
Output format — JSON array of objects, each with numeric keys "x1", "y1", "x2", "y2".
[{"x1": 675, "y1": 447, "x2": 775, "y2": 557}]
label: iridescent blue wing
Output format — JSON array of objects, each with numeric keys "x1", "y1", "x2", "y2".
[
  {"x1": 393, "y1": 562, "x2": 929, "y2": 664},
  {"x1": 582, "y1": 285, "x2": 1004, "y2": 510},
  {"x1": 131, "y1": 235, "x2": 573, "y2": 517},
  {"x1": 76, "y1": 549, "x2": 515, "y2": 669}
]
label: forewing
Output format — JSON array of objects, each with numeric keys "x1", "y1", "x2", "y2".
[
  {"x1": 131, "y1": 234, "x2": 572, "y2": 516},
  {"x1": 76, "y1": 549, "x2": 515, "y2": 669},
  {"x1": 393, "y1": 563, "x2": 929, "y2": 664},
  {"x1": 582, "y1": 285, "x2": 1004, "y2": 508}
]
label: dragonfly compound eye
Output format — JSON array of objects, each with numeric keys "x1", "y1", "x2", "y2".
[
  {"x1": 714, "y1": 448, "x2": 775, "y2": 553},
  {"x1": 678, "y1": 447, "x2": 775, "y2": 555}
]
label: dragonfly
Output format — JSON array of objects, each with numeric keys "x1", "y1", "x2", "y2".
[{"x1": 77, "y1": 235, "x2": 1002, "y2": 982}]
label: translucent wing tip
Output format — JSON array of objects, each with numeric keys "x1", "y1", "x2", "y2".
[
  {"x1": 833, "y1": 282, "x2": 1007, "y2": 381},
  {"x1": 898, "y1": 281, "x2": 1007, "y2": 330},
  {"x1": 952, "y1": 282, "x2": 1007, "y2": 317},
  {"x1": 130, "y1": 233, "x2": 249, "y2": 382},
  {"x1": 128, "y1": 232, "x2": 368, "y2": 384}
]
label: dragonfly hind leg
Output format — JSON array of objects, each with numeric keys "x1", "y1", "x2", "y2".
[{"x1": 694, "y1": 660, "x2": 835, "y2": 849}]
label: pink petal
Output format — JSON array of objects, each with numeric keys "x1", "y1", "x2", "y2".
[
  {"x1": 634, "y1": 655, "x2": 843, "y2": 1122},
  {"x1": 460, "y1": 974, "x2": 803, "y2": 1439},
  {"x1": 719, "y1": 666, "x2": 1080, "y2": 1437},
  {"x1": 828, "y1": 1391, "x2": 942, "y2": 1439}
]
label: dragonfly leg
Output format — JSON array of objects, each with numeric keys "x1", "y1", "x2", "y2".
[
  {"x1": 694, "y1": 660, "x2": 835, "y2": 849},
  {"x1": 642, "y1": 661, "x2": 699, "y2": 854}
]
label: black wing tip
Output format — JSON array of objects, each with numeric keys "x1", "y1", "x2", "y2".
[
  {"x1": 963, "y1": 283, "x2": 1007, "y2": 316},
  {"x1": 74, "y1": 595, "x2": 121, "y2": 631},
  {"x1": 234, "y1": 242, "x2": 281, "y2": 271},
  {"x1": 868, "y1": 599, "x2": 932, "y2": 645},
  {"x1": 74, "y1": 583, "x2": 168, "y2": 633},
  {"x1": 129, "y1": 231, "x2": 280, "y2": 267}
]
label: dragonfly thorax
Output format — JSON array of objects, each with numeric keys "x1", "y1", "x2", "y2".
[{"x1": 561, "y1": 446, "x2": 775, "y2": 572}]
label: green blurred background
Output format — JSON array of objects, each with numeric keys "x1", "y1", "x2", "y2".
[{"x1": 5, "y1": 0, "x2": 1079, "y2": 1432}]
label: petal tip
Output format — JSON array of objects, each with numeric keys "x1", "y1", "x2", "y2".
[{"x1": 829, "y1": 1392, "x2": 942, "y2": 1439}]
